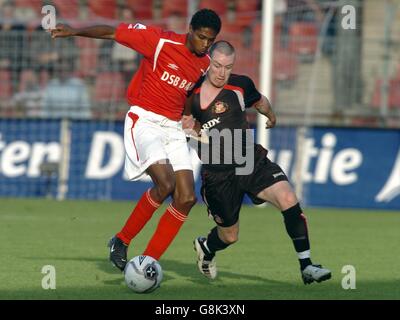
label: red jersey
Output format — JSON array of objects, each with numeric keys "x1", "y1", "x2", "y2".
[{"x1": 115, "y1": 22, "x2": 211, "y2": 121}]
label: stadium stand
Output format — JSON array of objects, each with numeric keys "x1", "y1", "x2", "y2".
[
  {"x1": 0, "y1": 70, "x2": 12, "y2": 99},
  {"x1": 161, "y1": 0, "x2": 188, "y2": 18},
  {"x1": 371, "y1": 78, "x2": 400, "y2": 109},
  {"x1": 14, "y1": 0, "x2": 41, "y2": 10},
  {"x1": 93, "y1": 71, "x2": 125, "y2": 103},
  {"x1": 235, "y1": 0, "x2": 260, "y2": 28},
  {"x1": 126, "y1": 0, "x2": 154, "y2": 20},
  {"x1": 0, "y1": 0, "x2": 395, "y2": 129},
  {"x1": 198, "y1": 0, "x2": 228, "y2": 16},
  {"x1": 88, "y1": 0, "x2": 117, "y2": 20},
  {"x1": 52, "y1": 0, "x2": 79, "y2": 20},
  {"x1": 288, "y1": 21, "x2": 318, "y2": 58},
  {"x1": 75, "y1": 37, "x2": 99, "y2": 78}
]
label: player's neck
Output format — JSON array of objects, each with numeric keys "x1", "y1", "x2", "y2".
[
  {"x1": 203, "y1": 77, "x2": 224, "y2": 91},
  {"x1": 200, "y1": 78, "x2": 224, "y2": 110}
]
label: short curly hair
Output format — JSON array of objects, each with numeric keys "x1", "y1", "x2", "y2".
[{"x1": 190, "y1": 9, "x2": 221, "y2": 34}]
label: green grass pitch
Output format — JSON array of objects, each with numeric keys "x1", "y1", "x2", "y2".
[{"x1": 0, "y1": 198, "x2": 399, "y2": 300}]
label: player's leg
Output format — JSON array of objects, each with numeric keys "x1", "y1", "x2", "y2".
[
  {"x1": 109, "y1": 110, "x2": 173, "y2": 271},
  {"x1": 194, "y1": 222, "x2": 239, "y2": 279},
  {"x1": 256, "y1": 181, "x2": 331, "y2": 284},
  {"x1": 142, "y1": 125, "x2": 198, "y2": 261},
  {"x1": 194, "y1": 169, "x2": 242, "y2": 279},
  {"x1": 143, "y1": 169, "x2": 197, "y2": 260},
  {"x1": 256, "y1": 180, "x2": 311, "y2": 267},
  {"x1": 110, "y1": 161, "x2": 177, "y2": 270},
  {"x1": 171, "y1": 169, "x2": 197, "y2": 214}
]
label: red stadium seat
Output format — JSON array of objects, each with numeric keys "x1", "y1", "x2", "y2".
[
  {"x1": 235, "y1": 0, "x2": 260, "y2": 28},
  {"x1": 52, "y1": 0, "x2": 79, "y2": 19},
  {"x1": 75, "y1": 37, "x2": 99, "y2": 78},
  {"x1": 351, "y1": 116, "x2": 379, "y2": 127},
  {"x1": 236, "y1": 0, "x2": 259, "y2": 12},
  {"x1": 88, "y1": 0, "x2": 117, "y2": 20},
  {"x1": 288, "y1": 22, "x2": 318, "y2": 56},
  {"x1": 245, "y1": 22, "x2": 296, "y2": 83},
  {"x1": 15, "y1": 0, "x2": 42, "y2": 10},
  {"x1": 198, "y1": 0, "x2": 227, "y2": 16},
  {"x1": 0, "y1": 70, "x2": 12, "y2": 99},
  {"x1": 94, "y1": 72, "x2": 126, "y2": 103},
  {"x1": 371, "y1": 79, "x2": 400, "y2": 109},
  {"x1": 232, "y1": 48, "x2": 259, "y2": 85},
  {"x1": 220, "y1": 20, "x2": 245, "y2": 49},
  {"x1": 93, "y1": 71, "x2": 126, "y2": 119},
  {"x1": 252, "y1": 22, "x2": 282, "y2": 52},
  {"x1": 161, "y1": 0, "x2": 188, "y2": 18},
  {"x1": 273, "y1": 49, "x2": 298, "y2": 81},
  {"x1": 390, "y1": 80, "x2": 400, "y2": 108},
  {"x1": 126, "y1": 0, "x2": 153, "y2": 20}
]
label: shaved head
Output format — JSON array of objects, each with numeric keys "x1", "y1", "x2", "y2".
[{"x1": 209, "y1": 40, "x2": 235, "y2": 58}]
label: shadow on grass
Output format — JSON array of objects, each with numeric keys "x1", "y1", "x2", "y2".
[
  {"x1": 16, "y1": 256, "x2": 400, "y2": 300},
  {"x1": 22, "y1": 255, "x2": 287, "y2": 287}
]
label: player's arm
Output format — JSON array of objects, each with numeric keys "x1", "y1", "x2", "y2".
[
  {"x1": 253, "y1": 95, "x2": 277, "y2": 129},
  {"x1": 182, "y1": 95, "x2": 202, "y2": 136},
  {"x1": 50, "y1": 23, "x2": 115, "y2": 40}
]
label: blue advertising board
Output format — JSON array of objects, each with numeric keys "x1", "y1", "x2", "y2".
[{"x1": 0, "y1": 119, "x2": 399, "y2": 210}]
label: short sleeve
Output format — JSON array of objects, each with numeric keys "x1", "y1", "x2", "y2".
[
  {"x1": 241, "y1": 76, "x2": 262, "y2": 108},
  {"x1": 115, "y1": 23, "x2": 161, "y2": 58}
]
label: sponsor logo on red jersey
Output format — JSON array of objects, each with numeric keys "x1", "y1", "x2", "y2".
[{"x1": 160, "y1": 71, "x2": 194, "y2": 91}]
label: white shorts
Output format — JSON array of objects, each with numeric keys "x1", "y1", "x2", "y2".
[{"x1": 124, "y1": 106, "x2": 192, "y2": 181}]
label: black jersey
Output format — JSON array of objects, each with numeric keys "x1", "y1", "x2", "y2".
[{"x1": 190, "y1": 74, "x2": 262, "y2": 171}]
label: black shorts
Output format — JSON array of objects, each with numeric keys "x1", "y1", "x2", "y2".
[{"x1": 200, "y1": 145, "x2": 288, "y2": 227}]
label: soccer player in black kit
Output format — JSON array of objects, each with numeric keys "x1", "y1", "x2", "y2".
[{"x1": 182, "y1": 40, "x2": 331, "y2": 285}]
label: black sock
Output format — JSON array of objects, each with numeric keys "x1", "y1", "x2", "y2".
[
  {"x1": 205, "y1": 227, "x2": 230, "y2": 257},
  {"x1": 299, "y1": 258, "x2": 312, "y2": 270},
  {"x1": 282, "y1": 203, "x2": 312, "y2": 270}
]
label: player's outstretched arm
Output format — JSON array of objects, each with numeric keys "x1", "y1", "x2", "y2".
[
  {"x1": 50, "y1": 23, "x2": 115, "y2": 40},
  {"x1": 253, "y1": 95, "x2": 277, "y2": 129}
]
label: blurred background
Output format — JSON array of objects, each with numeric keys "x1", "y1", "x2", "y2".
[
  {"x1": 0, "y1": 0, "x2": 399, "y2": 126},
  {"x1": 0, "y1": 0, "x2": 399, "y2": 209}
]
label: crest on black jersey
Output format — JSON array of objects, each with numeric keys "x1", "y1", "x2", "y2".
[{"x1": 212, "y1": 101, "x2": 229, "y2": 114}]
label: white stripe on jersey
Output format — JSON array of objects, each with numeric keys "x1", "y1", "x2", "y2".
[
  {"x1": 153, "y1": 38, "x2": 184, "y2": 72},
  {"x1": 232, "y1": 90, "x2": 245, "y2": 111}
]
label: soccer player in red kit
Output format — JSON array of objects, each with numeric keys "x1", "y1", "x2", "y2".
[{"x1": 50, "y1": 9, "x2": 221, "y2": 271}]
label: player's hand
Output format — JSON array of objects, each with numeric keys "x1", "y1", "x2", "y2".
[
  {"x1": 50, "y1": 24, "x2": 76, "y2": 38},
  {"x1": 182, "y1": 115, "x2": 195, "y2": 130},
  {"x1": 266, "y1": 116, "x2": 276, "y2": 129}
]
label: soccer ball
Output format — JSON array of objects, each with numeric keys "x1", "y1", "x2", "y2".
[{"x1": 124, "y1": 255, "x2": 163, "y2": 293}]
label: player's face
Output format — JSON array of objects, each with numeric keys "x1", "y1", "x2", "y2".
[
  {"x1": 188, "y1": 27, "x2": 217, "y2": 56},
  {"x1": 207, "y1": 51, "x2": 235, "y2": 88}
]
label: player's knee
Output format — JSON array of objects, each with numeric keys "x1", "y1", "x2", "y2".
[
  {"x1": 220, "y1": 232, "x2": 238, "y2": 245},
  {"x1": 175, "y1": 192, "x2": 197, "y2": 208},
  {"x1": 157, "y1": 180, "x2": 176, "y2": 199},
  {"x1": 279, "y1": 191, "x2": 298, "y2": 210}
]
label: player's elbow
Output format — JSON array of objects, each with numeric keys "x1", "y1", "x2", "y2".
[
  {"x1": 108, "y1": 32, "x2": 116, "y2": 40},
  {"x1": 105, "y1": 31, "x2": 116, "y2": 40},
  {"x1": 101, "y1": 26, "x2": 116, "y2": 40}
]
